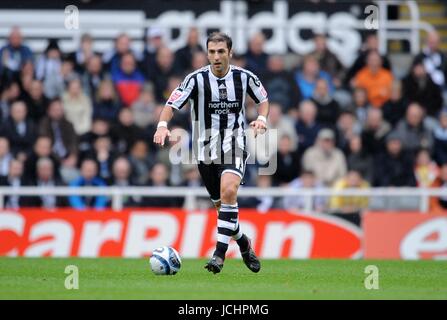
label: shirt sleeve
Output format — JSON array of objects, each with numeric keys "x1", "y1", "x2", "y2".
[
  {"x1": 247, "y1": 73, "x2": 268, "y2": 104},
  {"x1": 166, "y1": 75, "x2": 196, "y2": 110}
]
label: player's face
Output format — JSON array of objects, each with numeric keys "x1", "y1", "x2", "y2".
[{"x1": 207, "y1": 41, "x2": 232, "y2": 76}]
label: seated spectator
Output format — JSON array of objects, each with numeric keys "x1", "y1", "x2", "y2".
[
  {"x1": 295, "y1": 54, "x2": 334, "y2": 100},
  {"x1": 23, "y1": 136, "x2": 60, "y2": 182},
  {"x1": 312, "y1": 78, "x2": 340, "y2": 129},
  {"x1": 0, "y1": 100, "x2": 36, "y2": 159},
  {"x1": 78, "y1": 117, "x2": 111, "y2": 158},
  {"x1": 361, "y1": 108, "x2": 391, "y2": 156},
  {"x1": 109, "y1": 157, "x2": 141, "y2": 207},
  {"x1": 189, "y1": 51, "x2": 208, "y2": 73},
  {"x1": 110, "y1": 108, "x2": 145, "y2": 154},
  {"x1": 0, "y1": 159, "x2": 29, "y2": 209},
  {"x1": 382, "y1": 80, "x2": 408, "y2": 127},
  {"x1": 103, "y1": 33, "x2": 141, "y2": 76},
  {"x1": 69, "y1": 158, "x2": 108, "y2": 210},
  {"x1": 335, "y1": 109, "x2": 361, "y2": 154},
  {"x1": 173, "y1": 27, "x2": 203, "y2": 75},
  {"x1": 0, "y1": 26, "x2": 33, "y2": 84},
  {"x1": 39, "y1": 98, "x2": 78, "y2": 162},
  {"x1": 402, "y1": 57, "x2": 443, "y2": 118},
  {"x1": 150, "y1": 47, "x2": 176, "y2": 102},
  {"x1": 35, "y1": 38, "x2": 65, "y2": 99},
  {"x1": 353, "y1": 50, "x2": 393, "y2": 108},
  {"x1": 311, "y1": 33, "x2": 345, "y2": 88},
  {"x1": 62, "y1": 77, "x2": 93, "y2": 135},
  {"x1": 22, "y1": 79, "x2": 49, "y2": 123},
  {"x1": 180, "y1": 164, "x2": 203, "y2": 187},
  {"x1": 143, "y1": 163, "x2": 183, "y2": 207},
  {"x1": 347, "y1": 135, "x2": 374, "y2": 183},
  {"x1": 429, "y1": 163, "x2": 447, "y2": 212},
  {"x1": 0, "y1": 81, "x2": 21, "y2": 122},
  {"x1": 93, "y1": 79, "x2": 121, "y2": 122},
  {"x1": 239, "y1": 175, "x2": 278, "y2": 213},
  {"x1": 373, "y1": 133, "x2": 416, "y2": 187},
  {"x1": 19, "y1": 60, "x2": 34, "y2": 94},
  {"x1": 67, "y1": 33, "x2": 98, "y2": 74},
  {"x1": 244, "y1": 32, "x2": 268, "y2": 75},
  {"x1": 394, "y1": 102, "x2": 433, "y2": 155},
  {"x1": 111, "y1": 52, "x2": 145, "y2": 107},
  {"x1": 414, "y1": 148, "x2": 439, "y2": 188},
  {"x1": 82, "y1": 53, "x2": 108, "y2": 99},
  {"x1": 0, "y1": 137, "x2": 12, "y2": 178},
  {"x1": 295, "y1": 100, "x2": 321, "y2": 155},
  {"x1": 302, "y1": 128, "x2": 347, "y2": 187},
  {"x1": 282, "y1": 170, "x2": 326, "y2": 212},
  {"x1": 433, "y1": 108, "x2": 447, "y2": 165},
  {"x1": 261, "y1": 55, "x2": 301, "y2": 112},
  {"x1": 413, "y1": 30, "x2": 447, "y2": 89},
  {"x1": 84, "y1": 135, "x2": 118, "y2": 183},
  {"x1": 26, "y1": 157, "x2": 67, "y2": 209},
  {"x1": 329, "y1": 170, "x2": 370, "y2": 226},
  {"x1": 350, "y1": 87, "x2": 372, "y2": 127},
  {"x1": 272, "y1": 135, "x2": 301, "y2": 186},
  {"x1": 128, "y1": 139, "x2": 155, "y2": 186},
  {"x1": 141, "y1": 27, "x2": 165, "y2": 79},
  {"x1": 131, "y1": 83, "x2": 157, "y2": 129}
]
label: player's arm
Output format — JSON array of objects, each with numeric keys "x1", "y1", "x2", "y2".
[
  {"x1": 246, "y1": 73, "x2": 269, "y2": 136},
  {"x1": 249, "y1": 100, "x2": 269, "y2": 136},
  {"x1": 153, "y1": 75, "x2": 196, "y2": 147}
]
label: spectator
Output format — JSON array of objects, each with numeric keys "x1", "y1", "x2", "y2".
[
  {"x1": 329, "y1": 170, "x2": 369, "y2": 225},
  {"x1": 335, "y1": 109, "x2": 361, "y2": 154},
  {"x1": 261, "y1": 55, "x2": 301, "y2": 112},
  {"x1": 86, "y1": 135, "x2": 118, "y2": 183},
  {"x1": 413, "y1": 30, "x2": 447, "y2": 89},
  {"x1": 131, "y1": 83, "x2": 157, "y2": 129},
  {"x1": 347, "y1": 135, "x2": 374, "y2": 183},
  {"x1": 103, "y1": 33, "x2": 140, "y2": 76},
  {"x1": 128, "y1": 139, "x2": 155, "y2": 185},
  {"x1": 23, "y1": 136, "x2": 60, "y2": 182},
  {"x1": 429, "y1": 163, "x2": 447, "y2": 212},
  {"x1": 282, "y1": 170, "x2": 326, "y2": 212},
  {"x1": 239, "y1": 175, "x2": 278, "y2": 213},
  {"x1": 312, "y1": 78, "x2": 340, "y2": 129},
  {"x1": 414, "y1": 148, "x2": 439, "y2": 188},
  {"x1": 433, "y1": 108, "x2": 447, "y2": 165},
  {"x1": 302, "y1": 128, "x2": 347, "y2": 187},
  {"x1": 244, "y1": 32, "x2": 268, "y2": 74},
  {"x1": 93, "y1": 79, "x2": 121, "y2": 122},
  {"x1": 353, "y1": 50, "x2": 393, "y2": 108},
  {"x1": 373, "y1": 133, "x2": 416, "y2": 187},
  {"x1": 110, "y1": 157, "x2": 141, "y2": 207},
  {"x1": 361, "y1": 108, "x2": 391, "y2": 156},
  {"x1": 394, "y1": 102, "x2": 433, "y2": 155},
  {"x1": 190, "y1": 51, "x2": 208, "y2": 73},
  {"x1": 35, "y1": 39, "x2": 65, "y2": 99},
  {"x1": 0, "y1": 27, "x2": 33, "y2": 84},
  {"x1": 295, "y1": 54, "x2": 334, "y2": 100},
  {"x1": 0, "y1": 159, "x2": 29, "y2": 209},
  {"x1": 69, "y1": 158, "x2": 108, "y2": 210},
  {"x1": 19, "y1": 60, "x2": 34, "y2": 94},
  {"x1": 311, "y1": 33, "x2": 344, "y2": 88},
  {"x1": 111, "y1": 52, "x2": 145, "y2": 107},
  {"x1": 142, "y1": 27, "x2": 165, "y2": 79},
  {"x1": 402, "y1": 57, "x2": 443, "y2": 118},
  {"x1": 110, "y1": 108, "x2": 145, "y2": 154},
  {"x1": 0, "y1": 137, "x2": 12, "y2": 178},
  {"x1": 26, "y1": 157, "x2": 67, "y2": 209},
  {"x1": 173, "y1": 27, "x2": 204, "y2": 75},
  {"x1": 81, "y1": 53, "x2": 108, "y2": 99},
  {"x1": 143, "y1": 163, "x2": 183, "y2": 207},
  {"x1": 350, "y1": 87, "x2": 372, "y2": 127},
  {"x1": 295, "y1": 100, "x2": 322, "y2": 155},
  {"x1": 67, "y1": 33, "x2": 98, "y2": 73},
  {"x1": 78, "y1": 117, "x2": 111, "y2": 159},
  {"x1": 272, "y1": 135, "x2": 301, "y2": 186},
  {"x1": 62, "y1": 77, "x2": 93, "y2": 135},
  {"x1": 0, "y1": 100, "x2": 36, "y2": 159},
  {"x1": 22, "y1": 80, "x2": 49, "y2": 123},
  {"x1": 181, "y1": 163, "x2": 203, "y2": 187},
  {"x1": 151, "y1": 47, "x2": 176, "y2": 102},
  {"x1": 38, "y1": 98, "x2": 78, "y2": 162},
  {"x1": 1, "y1": 81, "x2": 21, "y2": 122},
  {"x1": 382, "y1": 80, "x2": 408, "y2": 127}
]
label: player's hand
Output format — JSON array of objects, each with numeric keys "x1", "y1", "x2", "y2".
[
  {"x1": 153, "y1": 127, "x2": 171, "y2": 147},
  {"x1": 249, "y1": 119, "x2": 267, "y2": 137}
]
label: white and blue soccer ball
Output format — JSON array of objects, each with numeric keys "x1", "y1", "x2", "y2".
[{"x1": 149, "y1": 246, "x2": 182, "y2": 275}]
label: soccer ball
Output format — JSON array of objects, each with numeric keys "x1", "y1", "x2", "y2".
[{"x1": 149, "y1": 246, "x2": 182, "y2": 275}]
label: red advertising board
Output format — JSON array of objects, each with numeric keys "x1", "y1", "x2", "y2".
[
  {"x1": 363, "y1": 212, "x2": 447, "y2": 259},
  {"x1": 0, "y1": 209, "x2": 361, "y2": 258}
]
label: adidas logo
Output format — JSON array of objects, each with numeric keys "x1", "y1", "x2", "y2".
[{"x1": 218, "y1": 83, "x2": 226, "y2": 89}]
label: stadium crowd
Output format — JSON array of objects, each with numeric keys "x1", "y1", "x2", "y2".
[{"x1": 0, "y1": 26, "x2": 447, "y2": 216}]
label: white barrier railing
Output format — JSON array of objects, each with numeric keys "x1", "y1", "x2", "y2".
[{"x1": 0, "y1": 186, "x2": 445, "y2": 213}]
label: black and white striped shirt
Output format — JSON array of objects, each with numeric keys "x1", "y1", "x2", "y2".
[{"x1": 166, "y1": 65, "x2": 268, "y2": 162}]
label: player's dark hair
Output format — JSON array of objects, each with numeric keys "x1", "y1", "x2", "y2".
[{"x1": 206, "y1": 32, "x2": 232, "y2": 51}]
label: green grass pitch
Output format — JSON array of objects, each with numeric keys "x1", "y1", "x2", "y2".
[{"x1": 0, "y1": 258, "x2": 446, "y2": 300}]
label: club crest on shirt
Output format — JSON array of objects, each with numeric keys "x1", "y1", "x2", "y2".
[{"x1": 218, "y1": 82, "x2": 227, "y2": 100}]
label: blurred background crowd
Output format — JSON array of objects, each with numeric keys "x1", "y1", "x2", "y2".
[{"x1": 0, "y1": 24, "x2": 447, "y2": 216}]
